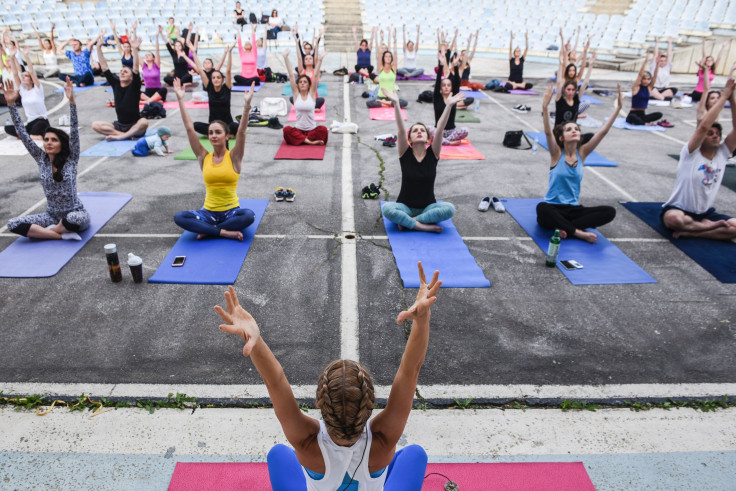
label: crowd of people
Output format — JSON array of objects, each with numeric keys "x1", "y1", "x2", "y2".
[{"x1": 2, "y1": 16, "x2": 736, "y2": 490}]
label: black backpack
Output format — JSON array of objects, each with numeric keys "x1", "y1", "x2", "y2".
[
  {"x1": 417, "y1": 90, "x2": 433, "y2": 103},
  {"x1": 249, "y1": 12, "x2": 258, "y2": 23},
  {"x1": 140, "y1": 102, "x2": 166, "y2": 119}
]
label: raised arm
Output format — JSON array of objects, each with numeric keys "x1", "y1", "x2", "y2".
[
  {"x1": 96, "y1": 33, "x2": 109, "y2": 72},
  {"x1": 3, "y1": 80, "x2": 46, "y2": 161},
  {"x1": 508, "y1": 31, "x2": 513, "y2": 58},
  {"x1": 282, "y1": 48, "x2": 298, "y2": 96},
  {"x1": 313, "y1": 26, "x2": 323, "y2": 60},
  {"x1": 392, "y1": 28, "x2": 398, "y2": 70},
  {"x1": 402, "y1": 24, "x2": 407, "y2": 54},
  {"x1": 311, "y1": 51, "x2": 326, "y2": 96},
  {"x1": 294, "y1": 24, "x2": 305, "y2": 73},
  {"x1": 154, "y1": 29, "x2": 161, "y2": 67},
  {"x1": 431, "y1": 91, "x2": 464, "y2": 157},
  {"x1": 31, "y1": 24, "x2": 44, "y2": 51},
  {"x1": 57, "y1": 38, "x2": 71, "y2": 55},
  {"x1": 224, "y1": 45, "x2": 233, "y2": 88},
  {"x1": 20, "y1": 47, "x2": 41, "y2": 88},
  {"x1": 697, "y1": 65, "x2": 711, "y2": 123},
  {"x1": 666, "y1": 36, "x2": 672, "y2": 62},
  {"x1": 542, "y1": 82, "x2": 561, "y2": 164},
  {"x1": 468, "y1": 29, "x2": 479, "y2": 62},
  {"x1": 110, "y1": 21, "x2": 124, "y2": 57},
  {"x1": 215, "y1": 286, "x2": 318, "y2": 452},
  {"x1": 714, "y1": 39, "x2": 728, "y2": 73},
  {"x1": 653, "y1": 36, "x2": 660, "y2": 61},
  {"x1": 352, "y1": 25, "x2": 360, "y2": 51},
  {"x1": 725, "y1": 79, "x2": 736, "y2": 152},
  {"x1": 5, "y1": 46, "x2": 21, "y2": 88},
  {"x1": 381, "y1": 88, "x2": 408, "y2": 155},
  {"x1": 579, "y1": 52, "x2": 595, "y2": 95},
  {"x1": 188, "y1": 47, "x2": 208, "y2": 88},
  {"x1": 173, "y1": 78, "x2": 208, "y2": 165},
  {"x1": 229, "y1": 84, "x2": 255, "y2": 173},
  {"x1": 577, "y1": 34, "x2": 591, "y2": 81},
  {"x1": 581, "y1": 84, "x2": 622, "y2": 160},
  {"x1": 370, "y1": 263, "x2": 441, "y2": 447},
  {"x1": 523, "y1": 31, "x2": 528, "y2": 59},
  {"x1": 632, "y1": 49, "x2": 649, "y2": 96},
  {"x1": 691, "y1": 78, "x2": 735, "y2": 153},
  {"x1": 130, "y1": 36, "x2": 141, "y2": 74},
  {"x1": 648, "y1": 56, "x2": 659, "y2": 90},
  {"x1": 449, "y1": 28, "x2": 458, "y2": 54}
]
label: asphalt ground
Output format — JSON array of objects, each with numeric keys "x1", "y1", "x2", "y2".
[{"x1": 1, "y1": 53, "x2": 735, "y2": 399}]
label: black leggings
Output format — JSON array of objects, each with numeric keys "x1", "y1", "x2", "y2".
[
  {"x1": 144, "y1": 87, "x2": 168, "y2": 100},
  {"x1": 689, "y1": 90, "x2": 703, "y2": 102},
  {"x1": 234, "y1": 75, "x2": 261, "y2": 86},
  {"x1": 4, "y1": 117, "x2": 50, "y2": 138},
  {"x1": 194, "y1": 121, "x2": 239, "y2": 136},
  {"x1": 536, "y1": 202, "x2": 616, "y2": 238},
  {"x1": 289, "y1": 96, "x2": 325, "y2": 110},
  {"x1": 625, "y1": 110, "x2": 662, "y2": 126},
  {"x1": 164, "y1": 73, "x2": 192, "y2": 86}
]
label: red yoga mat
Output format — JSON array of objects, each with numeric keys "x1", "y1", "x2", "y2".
[
  {"x1": 288, "y1": 105, "x2": 326, "y2": 122},
  {"x1": 168, "y1": 461, "x2": 596, "y2": 491},
  {"x1": 369, "y1": 106, "x2": 407, "y2": 121},
  {"x1": 274, "y1": 141, "x2": 327, "y2": 160},
  {"x1": 139, "y1": 101, "x2": 209, "y2": 109},
  {"x1": 439, "y1": 139, "x2": 485, "y2": 160}
]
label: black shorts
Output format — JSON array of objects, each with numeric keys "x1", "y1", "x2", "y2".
[{"x1": 660, "y1": 205, "x2": 733, "y2": 229}]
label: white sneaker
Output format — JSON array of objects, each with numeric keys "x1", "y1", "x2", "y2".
[
  {"x1": 513, "y1": 104, "x2": 528, "y2": 113},
  {"x1": 492, "y1": 197, "x2": 506, "y2": 213}
]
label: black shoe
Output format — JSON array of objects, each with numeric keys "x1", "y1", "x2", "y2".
[
  {"x1": 333, "y1": 67, "x2": 348, "y2": 76},
  {"x1": 382, "y1": 137, "x2": 396, "y2": 147},
  {"x1": 368, "y1": 183, "x2": 380, "y2": 199},
  {"x1": 361, "y1": 185, "x2": 371, "y2": 199},
  {"x1": 525, "y1": 82, "x2": 533, "y2": 90},
  {"x1": 267, "y1": 117, "x2": 283, "y2": 129}
]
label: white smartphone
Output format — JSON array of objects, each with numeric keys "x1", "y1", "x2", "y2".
[{"x1": 560, "y1": 259, "x2": 583, "y2": 270}]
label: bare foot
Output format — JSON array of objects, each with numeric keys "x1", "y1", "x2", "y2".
[
  {"x1": 304, "y1": 138, "x2": 324, "y2": 145},
  {"x1": 414, "y1": 222, "x2": 443, "y2": 233},
  {"x1": 559, "y1": 230, "x2": 568, "y2": 239},
  {"x1": 448, "y1": 140, "x2": 462, "y2": 146},
  {"x1": 219, "y1": 229, "x2": 244, "y2": 241},
  {"x1": 574, "y1": 230, "x2": 597, "y2": 243},
  {"x1": 577, "y1": 114, "x2": 587, "y2": 119},
  {"x1": 398, "y1": 224, "x2": 408, "y2": 231},
  {"x1": 196, "y1": 234, "x2": 208, "y2": 240}
]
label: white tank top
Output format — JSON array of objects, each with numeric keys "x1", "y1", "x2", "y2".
[
  {"x1": 294, "y1": 93, "x2": 317, "y2": 131},
  {"x1": 302, "y1": 420, "x2": 388, "y2": 491},
  {"x1": 403, "y1": 48, "x2": 417, "y2": 70},
  {"x1": 43, "y1": 50, "x2": 58, "y2": 68},
  {"x1": 19, "y1": 85, "x2": 47, "y2": 121}
]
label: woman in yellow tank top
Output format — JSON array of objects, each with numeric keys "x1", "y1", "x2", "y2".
[
  {"x1": 172, "y1": 78, "x2": 256, "y2": 241},
  {"x1": 367, "y1": 28, "x2": 408, "y2": 109}
]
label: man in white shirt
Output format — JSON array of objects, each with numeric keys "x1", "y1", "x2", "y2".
[{"x1": 650, "y1": 37, "x2": 677, "y2": 101}]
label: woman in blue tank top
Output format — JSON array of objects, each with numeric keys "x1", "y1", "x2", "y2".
[
  {"x1": 626, "y1": 49, "x2": 663, "y2": 126},
  {"x1": 536, "y1": 82, "x2": 623, "y2": 243}
]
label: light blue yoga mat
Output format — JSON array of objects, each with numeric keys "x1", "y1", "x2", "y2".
[
  {"x1": 459, "y1": 90, "x2": 488, "y2": 99},
  {"x1": 0, "y1": 192, "x2": 132, "y2": 277},
  {"x1": 80, "y1": 129, "x2": 156, "y2": 157},
  {"x1": 525, "y1": 132, "x2": 618, "y2": 167},
  {"x1": 281, "y1": 83, "x2": 327, "y2": 96},
  {"x1": 611, "y1": 117, "x2": 666, "y2": 131},
  {"x1": 148, "y1": 199, "x2": 269, "y2": 285},
  {"x1": 504, "y1": 198, "x2": 656, "y2": 285},
  {"x1": 54, "y1": 81, "x2": 106, "y2": 93},
  {"x1": 581, "y1": 94, "x2": 603, "y2": 105},
  {"x1": 381, "y1": 201, "x2": 491, "y2": 288}
]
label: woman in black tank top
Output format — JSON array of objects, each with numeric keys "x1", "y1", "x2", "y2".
[
  {"x1": 380, "y1": 88, "x2": 464, "y2": 233},
  {"x1": 505, "y1": 30, "x2": 532, "y2": 91}
]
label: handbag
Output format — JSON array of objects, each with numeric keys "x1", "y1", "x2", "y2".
[
  {"x1": 260, "y1": 97, "x2": 288, "y2": 117},
  {"x1": 502, "y1": 130, "x2": 532, "y2": 149}
]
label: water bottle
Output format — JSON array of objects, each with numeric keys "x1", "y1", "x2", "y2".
[
  {"x1": 474, "y1": 99, "x2": 480, "y2": 112},
  {"x1": 359, "y1": 74, "x2": 363, "y2": 84},
  {"x1": 545, "y1": 230, "x2": 561, "y2": 267},
  {"x1": 104, "y1": 243, "x2": 123, "y2": 282},
  {"x1": 532, "y1": 137, "x2": 538, "y2": 155}
]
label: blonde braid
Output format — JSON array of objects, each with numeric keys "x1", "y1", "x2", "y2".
[{"x1": 316, "y1": 359, "x2": 375, "y2": 442}]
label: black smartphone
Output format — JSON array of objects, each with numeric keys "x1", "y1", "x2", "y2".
[
  {"x1": 560, "y1": 259, "x2": 583, "y2": 270},
  {"x1": 172, "y1": 256, "x2": 186, "y2": 267}
]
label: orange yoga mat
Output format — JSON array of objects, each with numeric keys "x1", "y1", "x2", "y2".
[{"x1": 439, "y1": 139, "x2": 485, "y2": 160}]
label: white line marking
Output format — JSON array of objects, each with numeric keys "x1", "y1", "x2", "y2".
[
  {"x1": 1, "y1": 381, "x2": 733, "y2": 400},
  {"x1": 340, "y1": 64, "x2": 359, "y2": 362},
  {"x1": 653, "y1": 131, "x2": 688, "y2": 145}
]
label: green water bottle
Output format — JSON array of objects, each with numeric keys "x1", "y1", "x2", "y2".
[{"x1": 545, "y1": 230, "x2": 561, "y2": 267}]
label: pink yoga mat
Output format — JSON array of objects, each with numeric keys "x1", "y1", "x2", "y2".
[
  {"x1": 274, "y1": 141, "x2": 327, "y2": 160},
  {"x1": 440, "y1": 139, "x2": 485, "y2": 160},
  {"x1": 139, "y1": 101, "x2": 209, "y2": 109},
  {"x1": 369, "y1": 107, "x2": 407, "y2": 121},
  {"x1": 288, "y1": 106, "x2": 326, "y2": 122},
  {"x1": 168, "y1": 462, "x2": 596, "y2": 490}
]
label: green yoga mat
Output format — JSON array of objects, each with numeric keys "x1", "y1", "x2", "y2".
[
  {"x1": 455, "y1": 111, "x2": 481, "y2": 123},
  {"x1": 174, "y1": 138, "x2": 237, "y2": 160},
  {"x1": 723, "y1": 165, "x2": 736, "y2": 193}
]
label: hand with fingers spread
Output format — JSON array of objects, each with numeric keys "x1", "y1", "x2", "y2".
[
  {"x1": 3, "y1": 80, "x2": 19, "y2": 105},
  {"x1": 63, "y1": 76, "x2": 75, "y2": 104},
  {"x1": 380, "y1": 88, "x2": 399, "y2": 103},
  {"x1": 615, "y1": 83, "x2": 623, "y2": 110},
  {"x1": 396, "y1": 262, "x2": 441, "y2": 324},
  {"x1": 543, "y1": 82, "x2": 554, "y2": 107},
  {"x1": 445, "y1": 91, "x2": 465, "y2": 107},
  {"x1": 244, "y1": 82, "x2": 255, "y2": 105},
  {"x1": 215, "y1": 286, "x2": 261, "y2": 357},
  {"x1": 172, "y1": 77, "x2": 185, "y2": 99}
]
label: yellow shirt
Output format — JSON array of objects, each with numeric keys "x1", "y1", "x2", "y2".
[
  {"x1": 377, "y1": 69, "x2": 396, "y2": 98},
  {"x1": 203, "y1": 151, "x2": 240, "y2": 211}
]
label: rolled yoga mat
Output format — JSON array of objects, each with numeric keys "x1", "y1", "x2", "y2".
[
  {"x1": 504, "y1": 198, "x2": 656, "y2": 285},
  {"x1": 622, "y1": 201, "x2": 736, "y2": 283},
  {"x1": 147, "y1": 199, "x2": 269, "y2": 285},
  {"x1": 0, "y1": 192, "x2": 132, "y2": 277},
  {"x1": 174, "y1": 138, "x2": 237, "y2": 160},
  {"x1": 525, "y1": 132, "x2": 618, "y2": 167},
  {"x1": 274, "y1": 141, "x2": 326, "y2": 160},
  {"x1": 80, "y1": 129, "x2": 157, "y2": 157},
  {"x1": 381, "y1": 201, "x2": 491, "y2": 288}
]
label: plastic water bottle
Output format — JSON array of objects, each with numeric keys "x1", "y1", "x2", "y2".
[
  {"x1": 532, "y1": 137, "x2": 538, "y2": 155},
  {"x1": 474, "y1": 99, "x2": 480, "y2": 112},
  {"x1": 545, "y1": 230, "x2": 561, "y2": 267},
  {"x1": 358, "y1": 74, "x2": 363, "y2": 84}
]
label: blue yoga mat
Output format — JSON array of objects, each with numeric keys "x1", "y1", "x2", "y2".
[
  {"x1": 80, "y1": 129, "x2": 156, "y2": 157},
  {"x1": 611, "y1": 117, "x2": 665, "y2": 131},
  {"x1": 0, "y1": 192, "x2": 132, "y2": 278},
  {"x1": 504, "y1": 198, "x2": 656, "y2": 285},
  {"x1": 581, "y1": 94, "x2": 603, "y2": 105},
  {"x1": 525, "y1": 132, "x2": 618, "y2": 167},
  {"x1": 622, "y1": 201, "x2": 736, "y2": 283},
  {"x1": 459, "y1": 90, "x2": 488, "y2": 99},
  {"x1": 232, "y1": 84, "x2": 264, "y2": 92},
  {"x1": 54, "y1": 81, "x2": 106, "y2": 93},
  {"x1": 148, "y1": 199, "x2": 269, "y2": 285},
  {"x1": 381, "y1": 201, "x2": 490, "y2": 288},
  {"x1": 281, "y1": 83, "x2": 326, "y2": 96}
]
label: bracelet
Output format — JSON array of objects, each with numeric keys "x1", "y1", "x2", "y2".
[{"x1": 244, "y1": 105, "x2": 252, "y2": 110}]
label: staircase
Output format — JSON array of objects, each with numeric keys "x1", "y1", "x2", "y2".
[
  {"x1": 586, "y1": 0, "x2": 633, "y2": 15},
  {"x1": 322, "y1": 0, "x2": 363, "y2": 53}
]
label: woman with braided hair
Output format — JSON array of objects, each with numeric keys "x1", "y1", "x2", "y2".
[{"x1": 216, "y1": 262, "x2": 439, "y2": 490}]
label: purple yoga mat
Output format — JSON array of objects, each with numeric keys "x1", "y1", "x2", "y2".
[
  {"x1": 0, "y1": 192, "x2": 132, "y2": 277},
  {"x1": 397, "y1": 73, "x2": 435, "y2": 81},
  {"x1": 509, "y1": 89, "x2": 538, "y2": 95},
  {"x1": 232, "y1": 84, "x2": 263, "y2": 92}
]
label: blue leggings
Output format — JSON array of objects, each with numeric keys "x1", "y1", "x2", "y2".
[
  {"x1": 381, "y1": 202, "x2": 455, "y2": 229},
  {"x1": 173, "y1": 207, "x2": 255, "y2": 236},
  {"x1": 267, "y1": 443, "x2": 427, "y2": 491}
]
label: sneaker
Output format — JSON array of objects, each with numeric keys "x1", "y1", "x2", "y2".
[
  {"x1": 513, "y1": 104, "x2": 528, "y2": 113},
  {"x1": 274, "y1": 187, "x2": 286, "y2": 201},
  {"x1": 284, "y1": 188, "x2": 296, "y2": 202},
  {"x1": 382, "y1": 137, "x2": 397, "y2": 147},
  {"x1": 251, "y1": 106, "x2": 259, "y2": 114},
  {"x1": 478, "y1": 196, "x2": 491, "y2": 212},
  {"x1": 492, "y1": 197, "x2": 505, "y2": 213},
  {"x1": 368, "y1": 183, "x2": 380, "y2": 199},
  {"x1": 267, "y1": 117, "x2": 283, "y2": 129},
  {"x1": 658, "y1": 120, "x2": 674, "y2": 128}
]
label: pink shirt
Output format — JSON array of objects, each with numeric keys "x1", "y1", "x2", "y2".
[
  {"x1": 695, "y1": 68, "x2": 715, "y2": 93},
  {"x1": 238, "y1": 33, "x2": 258, "y2": 78}
]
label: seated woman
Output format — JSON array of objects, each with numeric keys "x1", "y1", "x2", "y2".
[
  {"x1": 536, "y1": 83, "x2": 622, "y2": 243},
  {"x1": 2, "y1": 47, "x2": 50, "y2": 140},
  {"x1": 235, "y1": 24, "x2": 260, "y2": 86},
  {"x1": 626, "y1": 49, "x2": 664, "y2": 126},
  {"x1": 689, "y1": 38, "x2": 728, "y2": 102},
  {"x1": 558, "y1": 28, "x2": 591, "y2": 85},
  {"x1": 110, "y1": 20, "x2": 136, "y2": 69},
  {"x1": 5, "y1": 77, "x2": 90, "y2": 241},
  {"x1": 381, "y1": 88, "x2": 462, "y2": 233},
  {"x1": 554, "y1": 52, "x2": 594, "y2": 142},
  {"x1": 162, "y1": 34, "x2": 193, "y2": 86},
  {"x1": 350, "y1": 25, "x2": 376, "y2": 82},
  {"x1": 662, "y1": 78, "x2": 736, "y2": 240},
  {"x1": 234, "y1": 2, "x2": 246, "y2": 29},
  {"x1": 367, "y1": 36, "x2": 408, "y2": 109},
  {"x1": 458, "y1": 30, "x2": 484, "y2": 91},
  {"x1": 293, "y1": 23, "x2": 322, "y2": 68},
  {"x1": 140, "y1": 28, "x2": 167, "y2": 103},
  {"x1": 431, "y1": 46, "x2": 467, "y2": 146},
  {"x1": 695, "y1": 62, "x2": 736, "y2": 125},
  {"x1": 256, "y1": 33, "x2": 269, "y2": 81},
  {"x1": 268, "y1": 9, "x2": 283, "y2": 38},
  {"x1": 189, "y1": 45, "x2": 239, "y2": 137},
  {"x1": 397, "y1": 24, "x2": 423, "y2": 79},
  {"x1": 217, "y1": 261, "x2": 436, "y2": 490},
  {"x1": 650, "y1": 36, "x2": 677, "y2": 101},
  {"x1": 30, "y1": 23, "x2": 59, "y2": 79},
  {"x1": 281, "y1": 49, "x2": 328, "y2": 146},
  {"x1": 505, "y1": 30, "x2": 532, "y2": 90},
  {"x1": 172, "y1": 78, "x2": 256, "y2": 241}
]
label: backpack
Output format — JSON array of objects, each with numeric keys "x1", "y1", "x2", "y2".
[
  {"x1": 417, "y1": 90, "x2": 433, "y2": 103},
  {"x1": 502, "y1": 130, "x2": 532, "y2": 149},
  {"x1": 249, "y1": 12, "x2": 258, "y2": 23},
  {"x1": 484, "y1": 79, "x2": 501, "y2": 90},
  {"x1": 140, "y1": 102, "x2": 166, "y2": 119}
]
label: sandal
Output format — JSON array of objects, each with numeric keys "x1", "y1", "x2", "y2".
[
  {"x1": 274, "y1": 187, "x2": 286, "y2": 202},
  {"x1": 284, "y1": 188, "x2": 296, "y2": 202},
  {"x1": 658, "y1": 120, "x2": 674, "y2": 128}
]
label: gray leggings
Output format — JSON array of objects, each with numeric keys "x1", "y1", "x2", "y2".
[
  {"x1": 429, "y1": 126, "x2": 468, "y2": 145},
  {"x1": 7, "y1": 210, "x2": 90, "y2": 236}
]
